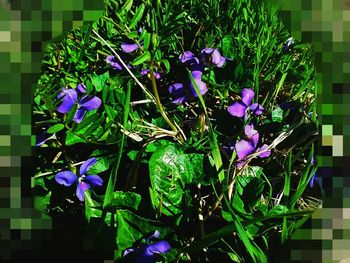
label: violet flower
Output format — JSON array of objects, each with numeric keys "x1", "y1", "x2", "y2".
[
  {"x1": 55, "y1": 158, "x2": 103, "y2": 202},
  {"x1": 140, "y1": 69, "x2": 161, "y2": 79},
  {"x1": 200, "y1": 48, "x2": 226, "y2": 68},
  {"x1": 123, "y1": 231, "x2": 171, "y2": 263},
  {"x1": 121, "y1": 43, "x2": 139, "y2": 53},
  {"x1": 168, "y1": 83, "x2": 187, "y2": 104},
  {"x1": 106, "y1": 55, "x2": 123, "y2": 70},
  {"x1": 227, "y1": 88, "x2": 264, "y2": 119},
  {"x1": 56, "y1": 87, "x2": 101, "y2": 124},
  {"x1": 179, "y1": 51, "x2": 199, "y2": 65},
  {"x1": 235, "y1": 124, "x2": 270, "y2": 161},
  {"x1": 188, "y1": 70, "x2": 208, "y2": 97}
]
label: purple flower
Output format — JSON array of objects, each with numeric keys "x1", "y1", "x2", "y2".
[
  {"x1": 235, "y1": 124, "x2": 270, "y2": 161},
  {"x1": 140, "y1": 69, "x2": 161, "y2": 79},
  {"x1": 200, "y1": 48, "x2": 226, "y2": 68},
  {"x1": 123, "y1": 231, "x2": 171, "y2": 263},
  {"x1": 179, "y1": 51, "x2": 199, "y2": 65},
  {"x1": 76, "y1": 83, "x2": 86, "y2": 95},
  {"x1": 106, "y1": 55, "x2": 123, "y2": 70},
  {"x1": 55, "y1": 158, "x2": 103, "y2": 202},
  {"x1": 121, "y1": 43, "x2": 139, "y2": 53},
  {"x1": 227, "y1": 88, "x2": 264, "y2": 119},
  {"x1": 56, "y1": 88, "x2": 101, "y2": 124},
  {"x1": 188, "y1": 70, "x2": 208, "y2": 97},
  {"x1": 168, "y1": 83, "x2": 187, "y2": 104}
]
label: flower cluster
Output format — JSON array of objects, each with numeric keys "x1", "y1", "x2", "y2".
[
  {"x1": 169, "y1": 48, "x2": 226, "y2": 104},
  {"x1": 56, "y1": 83, "x2": 101, "y2": 123},
  {"x1": 55, "y1": 158, "x2": 103, "y2": 201}
]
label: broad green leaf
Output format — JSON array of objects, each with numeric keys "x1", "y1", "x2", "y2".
[
  {"x1": 111, "y1": 191, "x2": 141, "y2": 209},
  {"x1": 121, "y1": 0, "x2": 133, "y2": 13},
  {"x1": 47, "y1": 123, "x2": 64, "y2": 134},
  {"x1": 142, "y1": 32, "x2": 151, "y2": 51},
  {"x1": 65, "y1": 130, "x2": 86, "y2": 145},
  {"x1": 88, "y1": 156, "x2": 114, "y2": 174},
  {"x1": 149, "y1": 143, "x2": 204, "y2": 216},
  {"x1": 131, "y1": 51, "x2": 151, "y2": 66}
]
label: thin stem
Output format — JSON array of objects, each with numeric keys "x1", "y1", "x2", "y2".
[
  {"x1": 33, "y1": 161, "x2": 85, "y2": 179},
  {"x1": 149, "y1": 66, "x2": 185, "y2": 142},
  {"x1": 92, "y1": 29, "x2": 156, "y2": 103}
]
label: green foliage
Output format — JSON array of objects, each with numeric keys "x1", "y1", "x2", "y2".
[{"x1": 33, "y1": 0, "x2": 320, "y2": 261}]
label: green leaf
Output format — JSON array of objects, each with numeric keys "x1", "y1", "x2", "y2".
[
  {"x1": 121, "y1": 0, "x2": 133, "y2": 13},
  {"x1": 114, "y1": 210, "x2": 171, "y2": 260},
  {"x1": 65, "y1": 130, "x2": 86, "y2": 145},
  {"x1": 47, "y1": 123, "x2": 64, "y2": 134},
  {"x1": 149, "y1": 143, "x2": 204, "y2": 216},
  {"x1": 131, "y1": 51, "x2": 151, "y2": 66},
  {"x1": 111, "y1": 191, "x2": 141, "y2": 209},
  {"x1": 34, "y1": 191, "x2": 51, "y2": 213},
  {"x1": 271, "y1": 106, "x2": 283, "y2": 122},
  {"x1": 90, "y1": 71, "x2": 109, "y2": 92},
  {"x1": 142, "y1": 32, "x2": 151, "y2": 51},
  {"x1": 129, "y1": 3, "x2": 145, "y2": 29},
  {"x1": 88, "y1": 156, "x2": 114, "y2": 174}
]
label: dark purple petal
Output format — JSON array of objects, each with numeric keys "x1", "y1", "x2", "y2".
[
  {"x1": 55, "y1": 171, "x2": 78, "y2": 186},
  {"x1": 257, "y1": 144, "x2": 271, "y2": 158},
  {"x1": 76, "y1": 181, "x2": 91, "y2": 201},
  {"x1": 249, "y1": 103, "x2": 264, "y2": 115},
  {"x1": 227, "y1": 101, "x2": 247, "y2": 118},
  {"x1": 73, "y1": 108, "x2": 86, "y2": 123},
  {"x1": 179, "y1": 51, "x2": 195, "y2": 63},
  {"x1": 168, "y1": 83, "x2": 185, "y2": 97},
  {"x1": 189, "y1": 62, "x2": 205, "y2": 72},
  {"x1": 172, "y1": 96, "x2": 187, "y2": 104},
  {"x1": 76, "y1": 83, "x2": 86, "y2": 94},
  {"x1": 106, "y1": 55, "x2": 122, "y2": 70},
  {"x1": 235, "y1": 139, "x2": 255, "y2": 160},
  {"x1": 83, "y1": 175, "x2": 103, "y2": 187},
  {"x1": 241, "y1": 88, "x2": 254, "y2": 106},
  {"x1": 201, "y1": 47, "x2": 214, "y2": 55},
  {"x1": 147, "y1": 240, "x2": 171, "y2": 254},
  {"x1": 80, "y1": 157, "x2": 97, "y2": 176},
  {"x1": 189, "y1": 79, "x2": 208, "y2": 97},
  {"x1": 191, "y1": 70, "x2": 202, "y2": 80},
  {"x1": 121, "y1": 43, "x2": 139, "y2": 53},
  {"x1": 309, "y1": 172, "x2": 317, "y2": 188},
  {"x1": 56, "y1": 89, "x2": 78, "y2": 113},
  {"x1": 311, "y1": 155, "x2": 315, "y2": 165},
  {"x1": 244, "y1": 124, "x2": 259, "y2": 148},
  {"x1": 79, "y1": 96, "x2": 102, "y2": 111}
]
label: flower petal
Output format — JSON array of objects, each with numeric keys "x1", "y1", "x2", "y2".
[
  {"x1": 73, "y1": 108, "x2": 86, "y2": 124},
  {"x1": 147, "y1": 240, "x2": 171, "y2": 254},
  {"x1": 191, "y1": 70, "x2": 203, "y2": 80},
  {"x1": 79, "y1": 96, "x2": 102, "y2": 111},
  {"x1": 76, "y1": 181, "x2": 91, "y2": 202},
  {"x1": 57, "y1": 89, "x2": 78, "y2": 113},
  {"x1": 309, "y1": 173, "x2": 317, "y2": 188},
  {"x1": 179, "y1": 51, "x2": 195, "y2": 63},
  {"x1": 123, "y1": 248, "x2": 135, "y2": 257},
  {"x1": 241, "y1": 88, "x2": 255, "y2": 106},
  {"x1": 216, "y1": 56, "x2": 226, "y2": 68},
  {"x1": 249, "y1": 103, "x2": 264, "y2": 115},
  {"x1": 172, "y1": 96, "x2": 187, "y2": 104},
  {"x1": 244, "y1": 124, "x2": 259, "y2": 147},
  {"x1": 106, "y1": 55, "x2": 122, "y2": 70},
  {"x1": 235, "y1": 139, "x2": 255, "y2": 160},
  {"x1": 189, "y1": 79, "x2": 207, "y2": 97},
  {"x1": 84, "y1": 175, "x2": 103, "y2": 187},
  {"x1": 257, "y1": 144, "x2": 271, "y2": 158},
  {"x1": 121, "y1": 43, "x2": 139, "y2": 53},
  {"x1": 227, "y1": 102, "x2": 247, "y2": 118},
  {"x1": 211, "y1": 49, "x2": 222, "y2": 65},
  {"x1": 76, "y1": 83, "x2": 86, "y2": 94},
  {"x1": 55, "y1": 171, "x2": 78, "y2": 186},
  {"x1": 36, "y1": 130, "x2": 56, "y2": 146},
  {"x1": 168, "y1": 83, "x2": 185, "y2": 97},
  {"x1": 80, "y1": 157, "x2": 97, "y2": 176}
]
